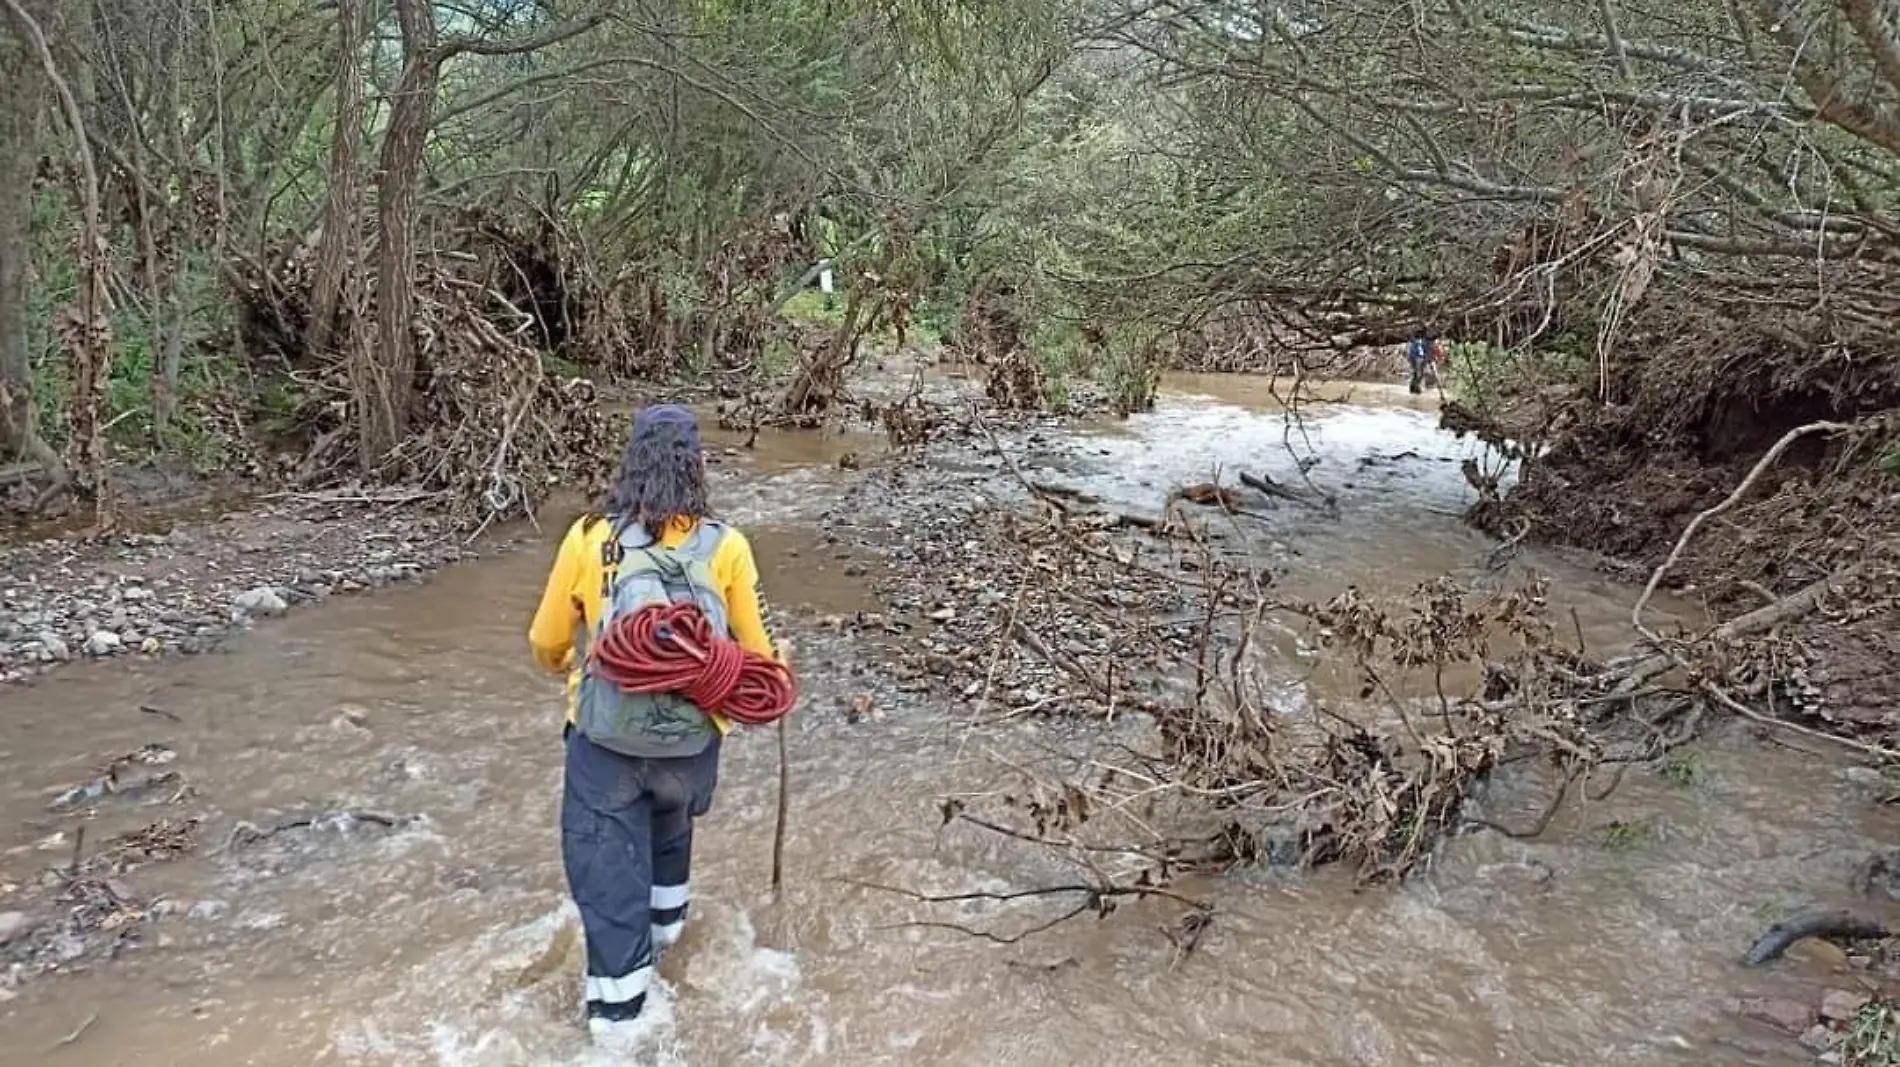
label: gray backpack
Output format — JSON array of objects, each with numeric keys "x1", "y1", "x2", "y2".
[{"x1": 575, "y1": 519, "x2": 730, "y2": 758}]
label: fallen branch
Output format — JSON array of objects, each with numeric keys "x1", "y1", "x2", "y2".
[
  {"x1": 1701, "y1": 680, "x2": 1900, "y2": 763},
  {"x1": 1011, "y1": 620, "x2": 1115, "y2": 701},
  {"x1": 972, "y1": 404, "x2": 1062, "y2": 514},
  {"x1": 262, "y1": 487, "x2": 449, "y2": 506},
  {"x1": 1614, "y1": 566, "x2": 1861, "y2": 693},
  {"x1": 1484, "y1": 518, "x2": 1532, "y2": 572},
  {"x1": 1239, "y1": 469, "x2": 1331, "y2": 510},
  {"x1": 1030, "y1": 481, "x2": 1102, "y2": 506},
  {"x1": 222, "y1": 810, "x2": 408, "y2": 852},
  {"x1": 848, "y1": 877, "x2": 1211, "y2": 946},
  {"x1": 1743, "y1": 908, "x2": 1890, "y2": 966},
  {"x1": 0, "y1": 460, "x2": 45, "y2": 486},
  {"x1": 1465, "y1": 762, "x2": 1581, "y2": 839},
  {"x1": 50, "y1": 1012, "x2": 98, "y2": 1050}
]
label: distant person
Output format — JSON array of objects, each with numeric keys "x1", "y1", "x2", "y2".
[
  {"x1": 1406, "y1": 331, "x2": 1440, "y2": 394},
  {"x1": 528, "y1": 404, "x2": 786, "y2": 1048}
]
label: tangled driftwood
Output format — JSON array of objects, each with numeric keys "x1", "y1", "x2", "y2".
[{"x1": 242, "y1": 239, "x2": 614, "y2": 527}]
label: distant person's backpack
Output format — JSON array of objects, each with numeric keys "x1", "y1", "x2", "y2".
[{"x1": 575, "y1": 519, "x2": 730, "y2": 758}]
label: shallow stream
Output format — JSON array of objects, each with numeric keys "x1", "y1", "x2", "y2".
[{"x1": 0, "y1": 372, "x2": 1888, "y2": 1066}]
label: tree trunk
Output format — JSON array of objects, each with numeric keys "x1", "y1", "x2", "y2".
[
  {"x1": 0, "y1": 0, "x2": 69, "y2": 495},
  {"x1": 308, "y1": 0, "x2": 365, "y2": 357},
  {"x1": 783, "y1": 285, "x2": 873, "y2": 415},
  {"x1": 154, "y1": 88, "x2": 192, "y2": 442},
  {"x1": 129, "y1": 153, "x2": 178, "y2": 444},
  {"x1": 0, "y1": 19, "x2": 45, "y2": 461},
  {"x1": 362, "y1": 0, "x2": 439, "y2": 467}
]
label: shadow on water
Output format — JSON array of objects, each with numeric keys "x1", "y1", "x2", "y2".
[{"x1": 0, "y1": 375, "x2": 1887, "y2": 1067}]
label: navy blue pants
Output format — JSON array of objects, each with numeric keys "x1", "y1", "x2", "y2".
[{"x1": 561, "y1": 728, "x2": 721, "y2": 1022}]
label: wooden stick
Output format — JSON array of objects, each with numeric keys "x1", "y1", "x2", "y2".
[
  {"x1": 1612, "y1": 566, "x2": 1860, "y2": 694},
  {"x1": 1701, "y1": 680, "x2": 1900, "y2": 763},
  {"x1": 51, "y1": 1012, "x2": 98, "y2": 1050},
  {"x1": 771, "y1": 716, "x2": 790, "y2": 903}
]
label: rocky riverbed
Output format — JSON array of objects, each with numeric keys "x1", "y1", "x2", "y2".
[{"x1": 0, "y1": 498, "x2": 539, "y2": 687}]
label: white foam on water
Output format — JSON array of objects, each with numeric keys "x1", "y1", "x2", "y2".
[
  {"x1": 418, "y1": 984, "x2": 688, "y2": 1067},
  {"x1": 334, "y1": 899, "x2": 815, "y2": 1067}
]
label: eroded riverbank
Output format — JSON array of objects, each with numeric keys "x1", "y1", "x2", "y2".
[{"x1": 0, "y1": 372, "x2": 1893, "y2": 1066}]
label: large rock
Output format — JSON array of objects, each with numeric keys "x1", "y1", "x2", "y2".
[
  {"x1": 187, "y1": 900, "x2": 229, "y2": 922},
  {"x1": 1821, "y1": 988, "x2": 1871, "y2": 1022},
  {"x1": 84, "y1": 630, "x2": 123, "y2": 657},
  {"x1": 233, "y1": 587, "x2": 288, "y2": 617},
  {"x1": 1800, "y1": 1024, "x2": 1841, "y2": 1053},
  {"x1": 36, "y1": 633, "x2": 69, "y2": 662},
  {"x1": 0, "y1": 910, "x2": 36, "y2": 946},
  {"x1": 1733, "y1": 996, "x2": 1820, "y2": 1034}
]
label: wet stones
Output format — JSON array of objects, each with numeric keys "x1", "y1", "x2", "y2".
[
  {"x1": 84, "y1": 630, "x2": 123, "y2": 657},
  {"x1": 186, "y1": 899, "x2": 230, "y2": 923},
  {"x1": 0, "y1": 911, "x2": 36, "y2": 947},
  {"x1": 1734, "y1": 996, "x2": 1820, "y2": 1034},
  {"x1": 233, "y1": 586, "x2": 289, "y2": 617},
  {"x1": 0, "y1": 503, "x2": 516, "y2": 686},
  {"x1": 845, "y1": 693, "x2": 879, "y2": 723},
  {"x1": 1820, "y1": 988, "x2": 1871, "y2": 1023},
  {"x1": 1731, "y1": 987, "x2": 1884, "y2": 1058},
  {"x1": 48, "y1": 744, "x2": 182, "y2": 813},
  {"x1": 1799, "y1": 1023, "x2": 1840, "y2": 1054}
]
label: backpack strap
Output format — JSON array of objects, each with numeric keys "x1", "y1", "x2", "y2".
[
  {"x1": 682, "y1": 519, "x2": 728, "y2": 561},
  {"x1": 614, "y1": 518, "x2": 656, "y2": 551},
  {"x1": 596, "y1": 517, "x2": 725, "y2": 605}
]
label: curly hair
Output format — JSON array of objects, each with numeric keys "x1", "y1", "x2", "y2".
[{"x1": 602, "y1": 410, "x2": 709, "y2": 538}]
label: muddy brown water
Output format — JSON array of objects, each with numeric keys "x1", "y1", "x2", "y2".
[{"x1": 1, "y1": 373, "x2": 1892, "y2": 1066}]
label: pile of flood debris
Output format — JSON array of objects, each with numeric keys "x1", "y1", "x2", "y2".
[
  {"x1": 1446, "y1": 279, "x2": 1900, "y2": 753},
  {"x1": 829, "y1": 426, "x2": 1650, "y2": 891}
]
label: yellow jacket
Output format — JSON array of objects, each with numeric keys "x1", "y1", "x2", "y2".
[{"x1": 528, "y1": 514, "x2": 779, "y2": 731}]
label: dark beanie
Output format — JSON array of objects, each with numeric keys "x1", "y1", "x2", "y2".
[{"x1": 630, "y1": 403, "x2": 701, "y2": 454}]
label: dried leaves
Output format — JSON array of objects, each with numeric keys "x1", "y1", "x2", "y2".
[{"x1": 945, "y1": 520, "x2": 1614, "y2": 891}]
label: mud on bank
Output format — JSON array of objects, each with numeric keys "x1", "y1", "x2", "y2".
[{"x1": 1446, "y1": 288, "x2": 1900, "y2": 749}]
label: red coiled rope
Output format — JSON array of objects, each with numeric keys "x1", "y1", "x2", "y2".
[{"x1": 588, "y1": 602, "x2": 797, "y2": 726}]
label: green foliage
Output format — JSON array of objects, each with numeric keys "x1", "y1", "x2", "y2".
[
  {"x1": 1101, "y1": 331, "x2": 1160, "y2": 416},
  {"x1": 10, "y1": 0, "x2": 1900, "y2": 490},
  {"x1": 1441, "y1": 341, "x2": 1511, "y2": 412},
  {"x1": 778, "y1": 286, "x2": 943, "y2": 352},
  {"x1": 1597, "y1": 817, "x2": 1657, "y2": 852},
  {"x1": 25, "y1": 177, "x2": 236, "y2": 467},
  {"x1": 1846, "y1": 1002, "x2": 1900, "y2": 1067},
  {"x1": 1042, "y1": 374, "x2": 1072, "y2": 414},
  {"x1": 780, "y1": 289, "x2": 851, "y2": 331},
  {"x1": 1442, "y1": 340, "x2": 1589, "y2": 415},
  {"x1": 1659, "y1": 749, "x2": 1708, "y2": 789}
]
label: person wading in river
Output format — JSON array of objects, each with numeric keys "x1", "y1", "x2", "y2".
[
  {"x1": 528, "y1": 404, "x2": 784, "y2": 1047},
  {"x1": 1406, "y1": 331, "x2": 1442, "y2": 395}
]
